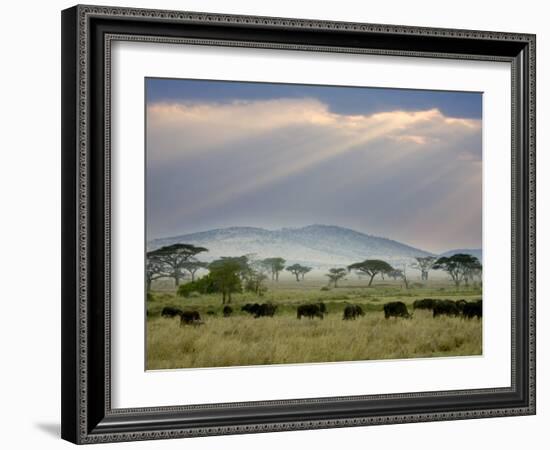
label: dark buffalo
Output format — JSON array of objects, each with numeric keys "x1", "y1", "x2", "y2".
[
  {"x1": 383, "y1": 301, "x2": 411, "y2": 319},
  {"x1": 161, "y1": 306, "x2": 183, "y2": 318},
  {"x1": 343, "y1": 304, "x2": 365, "y2": 320},
  {"x1": 412, "y1": 299, "x2": 437, "y2": 310},
  {"x1": 433, "y1": 300, "x2": 460, "y2": 318},
  {"x1": 241, "y1": 303, "x2": 260, "y2": 316},
  {"x1": 223, "y1": 305, "x2": 233, "y2": 317},
  {"x1": 462, "y1": 300, "x2": 482, "y2": 319},
  {"x1": 179, "y1": 310, "x2": 203, "y2": 326},
  {"x1": 455, "y1": 299, "x2": 468, "y2": 313},
  {"x1": 297, "y1": 303, "x2": 324, "y2": 319},
  {"x1": 318, "y1": 302, "x2": 327, "y2": 314},
  {"x1": 253, "y1": 303, "x2": 277, "y2": 318}
]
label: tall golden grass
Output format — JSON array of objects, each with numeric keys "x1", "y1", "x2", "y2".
[{"x1": 146, "y1": 309, "x2": 482, "y2": 370}]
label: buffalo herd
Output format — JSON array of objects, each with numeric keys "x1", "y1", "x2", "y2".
[
  {"x1": 413, "y1": 298, "x2": 482, "y2": 319},
  {"x1": 160, "y1": 298, "x2": 482, "y2": 326}
]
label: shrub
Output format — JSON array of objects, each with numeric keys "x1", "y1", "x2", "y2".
[
  {"x1": 177, "y1": 274, "x2": 218, "y2": 297},
  {"x1": 320, "y1": 286, "x2": 331, "y2": 291}
]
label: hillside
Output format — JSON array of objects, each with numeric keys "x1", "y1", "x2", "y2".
[{"x1": 148, "y1": 225, "x2": 434, "y2": 269}]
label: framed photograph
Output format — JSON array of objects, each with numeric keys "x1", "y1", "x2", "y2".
[{"x1": 61, "y1": 5, "x2": 536, "y2": 444}]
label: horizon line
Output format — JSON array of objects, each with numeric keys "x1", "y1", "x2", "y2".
[{"x1": 146, "y1": 223, "x2": 482, "y2": 255}]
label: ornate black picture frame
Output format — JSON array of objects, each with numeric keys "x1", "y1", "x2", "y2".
[{"x1": 61, "y1": 4, "x2": 536, "y2": 444}]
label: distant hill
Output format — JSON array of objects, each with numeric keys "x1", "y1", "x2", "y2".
[
  {"x1": 148, "y1": 225, "x2": 434, "y2": 269},
  {"x1": 439, "y1": 248, "x2": 482, "y2": 262}
]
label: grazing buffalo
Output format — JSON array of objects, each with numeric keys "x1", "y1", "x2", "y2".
[
  {"x1": 253, "y1": 303, "x2": 277, "y2": 318},
  {"x1": 455, "y1": 299, "x2": 468, "y2": 313},
  {"x1": 343, "y1": 304, "x2": 365, "y2": 320},
  {"x1": 462, "y1": 300, "x2": 482, "y2": 319},
  {"x1": 412, "y1": 299, "x2": 437, "y2": 310},
  {"x1": 241, "y1": 303, "x2": 276, "y2": 318},
  {"x1": 433, "y1": 300, "x2": 460, "y2": 318},
  {"x1": 297, "y1": 303, "x2": 324, "y2": 320},
  {"x1": 161, "y1": 306, "x2": 183, "y2": 318},
  {"x1": 383, "y1": 301, "x2": 411, "y2": 319},
  {"x1": 241, "y1": 303, "x2": 260, "y2": 316},
  {"x1": 223, "y1": 305, "x2": 233, "y2": 317},
  {"x1": 317, "y1": 302, "x2": 327, "y2": 314},
  {"x1": 179, "y1": 310, "x2": 203, "y2": 326}
]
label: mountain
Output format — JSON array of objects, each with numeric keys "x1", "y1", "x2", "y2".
[
  {"x1": 439, "y1": 248, "x2": 482, "y2": 262},
  {"x1": 147, "y1": 225, "x2": 434, "y2": 269}
]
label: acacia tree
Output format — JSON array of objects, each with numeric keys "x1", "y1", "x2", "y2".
[
  {"x1": 262, "y1": 257, "x2": 286, "y2": 281},
  {"x1": 145, "y1": 256, "x2": 169, "y2": 291},
  {"x1": 401, "y1": 265, "x2": 410, "y2": 289},
  {"x1": 208, "y1": 258, "x2": 243, "y2": 304},
  {"x1": 242, "y1": 258, "x2": 270, "y2": 295},
  {"x1": 386, "y1": 269, "x2": 404, "y2": 280},
  {"x1": 347, "y1": 259, "x2": 394, "y2": 287},
  {"x1": 300, "y1": 266, "x2": 312, "y2": 280},
  {"x1": 433, "y1": 254, "x2": 482, "y2": 288},
  {"x1": 244, "y1": 270, "x2": 269, "y2": 295},
  {"x1": 181, "y1": 260, "x2": 209, "y2": 282},
  {"x1": 411, "y1": 256, "x2": 437, "y2": 281},
  {"x1": 463, "y1": 259, "x2": 482, "y2": 286},
  {"x1": 147, "y1": 243, "x2": 208, "y2": 286},
  {"x1": 326, "y1": 268, "x2": 347, "y2": 287},
  {"x1": 286, "y1": 264, "x2": 311, "y2": 282}
]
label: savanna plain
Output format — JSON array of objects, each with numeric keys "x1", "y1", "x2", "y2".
[{"x1": 147, "y1": 278, "x2": 482, "y2": 370}]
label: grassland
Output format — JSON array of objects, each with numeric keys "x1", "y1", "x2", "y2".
[{"x1": 146, "y1": 277, "x2": 482, "y2": 370}]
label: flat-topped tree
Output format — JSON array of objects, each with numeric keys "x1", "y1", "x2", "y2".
[
  {"x1": 181, "y1": 260, "x2": 209, "y2": 282},
  {"x1": 145, "y1": 256, "x2": 169, "y2": 291},
  {"x1": 433, "y1": 253, "x2": 481, "y2": 288},
  {"x1": 326, "y1": 268, "x2": 347, "y2": 287},
  {"x1": 262, "y1": 257, "x2": 286, "y2": 281},
  {"x1": 347, "y1": 259, "x2": 394, "y2": 287},
  {"x1": 146, "y1": 243, "x2": 208, "y2": 287},
  {"x1": 411, "y1": 256, "x2": 437, "y2": 281},
  {"x1": 386, "y1": 269, "x2": 404, "y2": 280},
  {"x1": 286, "y1": 264, "x2": 312, "y2": 282},
  {"x1": 299, "y1": 266, "x2": 312, "y2": 280}
]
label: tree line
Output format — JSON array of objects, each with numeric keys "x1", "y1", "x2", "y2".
[{"x1": 146, "y1": 244, "x2": 482, "y2": 304}]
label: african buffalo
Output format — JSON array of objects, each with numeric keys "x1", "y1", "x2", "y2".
[
  {"x1": 455, "y1": 299, "x2": 468, "y2": 313},
  {"x1": 383, "y1": 301, "x2": 411, "y2": 319},
  {"x1": 343, "y1": 304, "x2": 365, "y2": 320},
  {"x1": 161, "y1": 306, "x2": 183, "y2": 318},
  {"x1": 297, "y1": 303, "x2": 324, "y2": 319},
  {"x1": 253, "y1": 303, "x2": 277, "y2": 318},
  {"x1": 462, "y1": 300, "x2": 482, "y2": 319},
  {"x1": 433, "y1": 300, "x2": 460, "y2": 318},
  {"x1": 241, "y1": 303, "x2": 260, "y2": 316},
  {"x1": 412, "y1": 299, "x2": 437, "y2": 310},
  {"x1": 223, "y1": 305, "x2": 233, "y2": 317},
  {"x1": 241, "y1": 303, "x2": 277, "y2": 318},
  {"x1": 179, "y1": 310, "x2": 203, "y2": 326}
]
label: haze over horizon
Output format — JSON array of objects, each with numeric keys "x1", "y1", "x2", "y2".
[{"x1": 146, "y1": 79, "x2": 482, "y2": 255}]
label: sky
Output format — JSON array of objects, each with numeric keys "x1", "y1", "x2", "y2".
[{"x1": 146, "y1": 78, "x2": 482, "y2": 254}]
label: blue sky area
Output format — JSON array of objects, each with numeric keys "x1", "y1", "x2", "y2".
[{"x1": 146, "y1": 78, "x2": 482, "y2": 120}]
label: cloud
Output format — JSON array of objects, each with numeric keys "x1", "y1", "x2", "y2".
[{"x1": 146, "y1": 98, "x2": 482, "y2": 252}]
